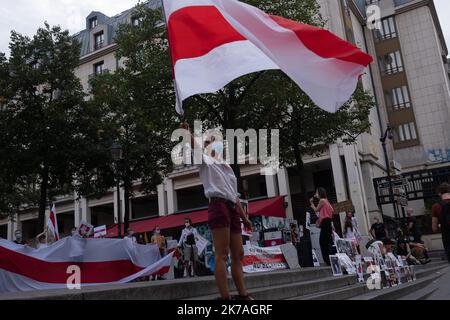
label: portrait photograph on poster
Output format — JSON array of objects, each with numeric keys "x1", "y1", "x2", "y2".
[
  {"x1": 336, "y1": 253, "x2": 356, "y2": 274},
  {"x1": 379, "y1": 258, "x2": 388, "y2": 271},
  {"x1": 330, "y1": 255, "x2": 343, "y2": 276}
]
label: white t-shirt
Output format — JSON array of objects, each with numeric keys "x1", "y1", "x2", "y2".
[
  {"x1": 178, "y1": 227, "x2": 200, "y2": 247},
  {"x1": 198, "y1": 154, "x2": 239, "y2": 203}
]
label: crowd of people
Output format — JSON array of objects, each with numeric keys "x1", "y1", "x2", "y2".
[{"x1": 308, "y1": 182, "x2": 450, "y2": 269}]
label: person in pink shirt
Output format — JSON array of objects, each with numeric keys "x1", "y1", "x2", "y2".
[{"x1": 310, "y1": 188, "x2": 335, "y2": 266}]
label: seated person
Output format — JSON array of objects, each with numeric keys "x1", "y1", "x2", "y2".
[
  {"x1": 408, "y1": 241, "x2": 431, "y2": 264},
  {"x1": 382, "y1": 238, "x2": 395, "y2": 254},
  {"x1": 396, "y1": 239, "x2": 420, "y2": 265}
]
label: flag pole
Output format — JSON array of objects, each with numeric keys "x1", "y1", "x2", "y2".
[{"x1": 160, "y1": 0, "x2": 185, "y2": 120}]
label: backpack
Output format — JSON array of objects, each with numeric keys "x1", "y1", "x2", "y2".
[{"x1": 439, "y1": 201, "x2": 450, "y2": 233}]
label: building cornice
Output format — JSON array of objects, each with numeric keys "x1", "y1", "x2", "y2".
[{"x1": 78, "y1": 44, "x2": 118, "y2": 66}]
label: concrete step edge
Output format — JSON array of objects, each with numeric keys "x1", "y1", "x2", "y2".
[{"x1": 185, "y1": 274, "x2": 357, "y2": 300}]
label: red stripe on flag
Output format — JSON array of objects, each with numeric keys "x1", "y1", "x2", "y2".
[
  {"x1": 269, "y1": 15, "x2": 373, "y2": 66},
  {"x1": 49, "y1": 211, "x2": 59, "y2": 240},
  {"x1": 167, "y1": 6, "x2": 246, "y2": 65},
  {"x1": 242, "y1": 253, "x2": 286, "y2": 266},
  {"x1": 0, "y1": 245, "x2": 143, "y2": 284}
]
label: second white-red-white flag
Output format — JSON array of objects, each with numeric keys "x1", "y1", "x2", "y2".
[{"x1": 162, "y1": 0, "x2": 373, "y2": 114}]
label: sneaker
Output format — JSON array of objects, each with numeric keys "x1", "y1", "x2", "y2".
[
  {"x1": 232, "y1": 294, "x2": 255, "y2": 301},
  {"x1": 215, "y1": 296, "x2": 232, "y2": 300},
  {"x1": 183, "y1": 270, "x2": 188, "y2": 278}
]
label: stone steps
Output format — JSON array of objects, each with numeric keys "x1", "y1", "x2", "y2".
[
  {"x1": 291, "y1": 260, "x2": 447, "y2": 300},
  {"x1": 349, "y1": 262, "x2": 448, "y2": 300},
  {"x1": 1, "y1": 252, "x2": 446, "y2": 301}
]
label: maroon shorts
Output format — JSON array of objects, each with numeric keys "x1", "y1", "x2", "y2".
[{"x1": 208, "y1": 199, "x2": 242, "y2": 234}]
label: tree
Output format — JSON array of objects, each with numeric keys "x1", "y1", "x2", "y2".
[
  {"x1": 0, "y1": 24, "x2": 90, "y2": 234},
  {"x1": 85, "y1": 4, "x2": 177, "y2": 231},
  {"x1": 244, "y1": 74, "x2": 374, "y2": 221}
]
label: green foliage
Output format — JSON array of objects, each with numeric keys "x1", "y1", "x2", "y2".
[
  {"x1": 0, "y1": 24, "x2": 88, "y2": 230},
  {"x1": 84, "y1": 3, "x2": 177, "y2": 198}
]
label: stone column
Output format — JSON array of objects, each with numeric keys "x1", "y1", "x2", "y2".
[
  {"x1": 80, "y1": 197, "x2": 91, "y2": 224},
  {"x1": 330, "y1": 144, "x2": 348, "y2": 202},
  {"x1": 166, "y1": 178, "x2": 178, "y2": 215},
  {"x1": 74, "y1": 194, "x2": 82, "y2": 227},
  {"x1": 157, "y1": 183, "x2": 168, "y2": 216},
  {"x1": 277, "y1": 168, "x2": 294, "y2": 219},
  {"x1": 265, "y1": 174, "x2": 279, "y2": 198},
  {"x1": 343, "y1": 144, "x2": 370, "y2": 238}
]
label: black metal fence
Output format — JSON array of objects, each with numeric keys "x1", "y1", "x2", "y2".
[{"x1": 373, "y1": 165, "x2": 450, "y2": 205}]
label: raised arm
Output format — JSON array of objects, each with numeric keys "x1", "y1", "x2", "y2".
[
  {"x1": 180, "y1": 121, "x2": 201, "y2": 151},
  {"x1": 310, "y1": 198, "x2": 325, "y2": 213}
]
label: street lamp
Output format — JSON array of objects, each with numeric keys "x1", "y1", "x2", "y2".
[
  {"x1": 380, "y1": 125, "x2": 399, "y2": 224},
  {"x1": 110, "y1": 142, "x2": 123, "y2": 238}
]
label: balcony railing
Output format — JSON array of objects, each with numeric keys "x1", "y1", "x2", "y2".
[
  {"x1": 88, "y1": 69, "x2": 110, "y2": 80},
  {"x1": 393, "y1": 0, "x2": 416, "y2": 7},
  {"x1": 94, "y1": 40, "x2": 105, "y2": 51}
]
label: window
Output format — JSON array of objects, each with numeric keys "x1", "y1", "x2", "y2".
[
  {"x1": 374, "y1": 16, "x2": 397, "y2": 41},
  {"x1": 132, "y1": 17, "x2": 143, "y2": 27},
  {"x1": 385, "y1": 86, "x2": 411, "y2": 110},
  {"x1": 89, "y1": 17, "x2": 98, "y2": 29},
  {"x1": 395, "y1": 123, "x2": 417, "y2": 142},
  {"x1": 94, "y1": 62, "x2": 104, "y2": 75},
  {"x1": 379, "y1": 51, "x2": 403, "y2": 75},
  {"x1": 31, "y1": 61, "x2": 39, "y2": 70},
  {"x1": 94, "y1": 32, "x2": 104, "y2": 50}
]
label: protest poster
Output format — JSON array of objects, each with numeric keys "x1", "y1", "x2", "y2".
[
  {"x1": 355, "y1": 255, "x2": 364, "y2": 283},
  {"x1": 312, "y1": 249, "x2": 321, "y2": 267},
  {"x1": 336, "y1": 253, "x2": 356, "y2": 274},
  {"x1": 76, "y1": 220, "x2": 94, "y2": 238},
  {"x1": 242, "y1": 244, "x2": 288, "y2": 273},
  {"x1": 94, "y1": 225, "x2": 107, "y2": 238},
  {"x1": 280, "y1": 243, "x2": 300, "y2": 269},
  {"x1": 194, "y1": 234, "x2": 209, "y2": 256},
  {"x1": 330, "y1": 255, "x2": 343, "y2": 276}
]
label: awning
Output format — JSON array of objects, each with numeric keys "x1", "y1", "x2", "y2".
[{"x1": 106, "y1": 196, "x2": 285, "y2": 238}]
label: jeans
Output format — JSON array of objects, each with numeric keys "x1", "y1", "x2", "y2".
[{"x1": 319, "y1": 218, "x2": 334, "y2": 266}]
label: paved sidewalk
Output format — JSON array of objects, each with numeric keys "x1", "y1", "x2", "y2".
[{"x1": 426, "y1": 266, "x2": 450, "y2": 300}]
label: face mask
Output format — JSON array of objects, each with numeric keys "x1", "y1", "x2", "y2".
[
  {"x1": 212, "y1": 141, "x2": 224, "y2": 155},
  {"x1": 156, "y1": 229, "x2": 160, "y2": 234}
]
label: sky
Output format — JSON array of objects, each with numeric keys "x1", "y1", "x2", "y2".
[{"x1": 0, "y1": 0, "x2": 450, "y2": 56}]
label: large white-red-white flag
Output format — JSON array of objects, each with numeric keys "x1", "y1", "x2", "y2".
[
  {"x1": 47, "y1": 204, "x2": 59, "y2": 241},
  {"x1": 162, "y1": 0, "x2": 373, "y2": 114},
  {"x1": 0, "y1": 237, "x2": 173, "y2": 292}
]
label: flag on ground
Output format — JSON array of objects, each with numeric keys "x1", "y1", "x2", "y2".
[{"x1": 0, "y1": 237, "x2": 173, "y2": 292}]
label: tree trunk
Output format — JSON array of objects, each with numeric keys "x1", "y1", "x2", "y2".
[{"x1": 37, "y1": 165, "x2": 49, "y2": 236}]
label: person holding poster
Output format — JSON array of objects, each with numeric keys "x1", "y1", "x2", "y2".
[{"x1": 181, "y1": 122, "x2": 253, "y2": 300}]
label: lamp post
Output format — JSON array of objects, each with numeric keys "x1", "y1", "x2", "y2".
[
  {"x1": 110, "y1": 142, "x2": 123, "y2": 238},
  {"x1": 380, "y1": 125, "x2": 399, "y2": 224}
]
